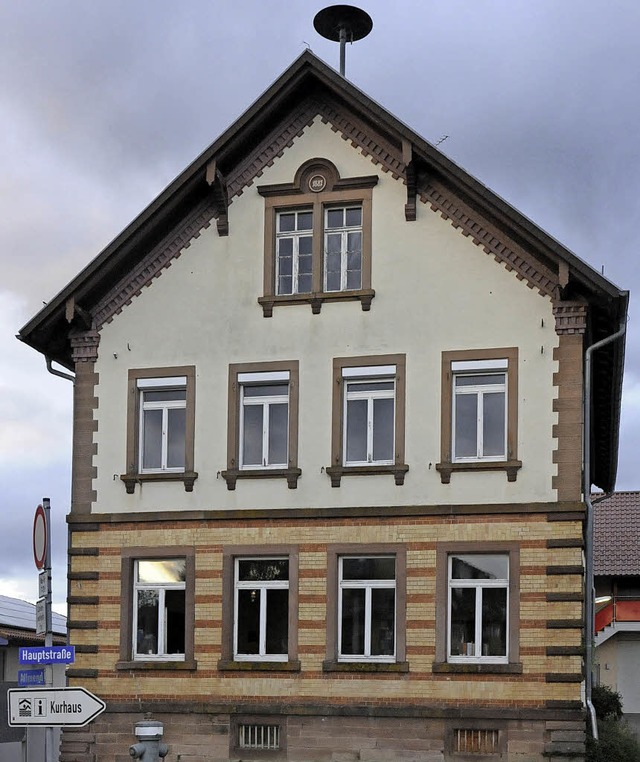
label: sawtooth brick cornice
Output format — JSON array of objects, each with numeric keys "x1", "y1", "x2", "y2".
[
  {"x1": 227, "y1": 96, "x2": 406, "y2": 200},
  {"x1": 93, "y1": 198, "x2": 216, "y2": 330},
  {"x1": 89, "y1": 98, "x2": 562, "y2": 330},
  {"x1": 421, "y1": 180, "x2": 558, "y2": 298},
  {"x1": 226, "y1": 97, "x2": 558, "y2": 298}
]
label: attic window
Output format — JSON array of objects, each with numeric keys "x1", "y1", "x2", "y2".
[{"x1": 257, "y1": 158, "x2": 378, "y2": 317}]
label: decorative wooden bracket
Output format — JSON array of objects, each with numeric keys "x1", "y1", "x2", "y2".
[
  {"x1": 65, "y1": 296, "x2": 92, "y2": 329},
  {"x1": 205, "y1": 159, "x2": 229, "y2": 236},
  {"x1": 403, "y1": 140, "x2": 416, "y2": 222}
]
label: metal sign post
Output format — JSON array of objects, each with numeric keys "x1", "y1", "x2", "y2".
[{"x1": 33, "y1": 498, "x2": 53, "y2": 762}]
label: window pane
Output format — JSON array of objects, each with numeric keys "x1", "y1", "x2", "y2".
[
  {"x1": 277, "y1": 275, "x2": 292, "y2": 295},
  {"x1": 483, "y1": 392, "x2": 506, "y2": 457},
  {"x1": 345, "y1": 398, "x2": 367, "y2": 462},
  {"x1": 298, "y1": 273, "x2": 312, "y2": 293},
  {"x1": 326, "y1": 233, "x2": 342, "y2": 254},
  {"x1": 326, "y1": 208, "x2": 344, "y2": 228},
  {"x1": 242, "y1": 404, "x2": 263, "y2": 466},
  {"x1": 454, "y1": 393, "x2": 477, "y2": 459},
  {"x1": 347, "y1": 231, "x2": 361, "y2": 254},
  {"x1": 237, "y1": 589, "x2": 260, "y2": 654},
  {"x1": 278, "y1": 213, "x2": 295, "y2": 233},
  {"x1": 238, "y1": 559, "x2": 289, "y2": 582},
  {"x1": 298, "y1": 236, "x2": 313, "y2": 256},
  {"x1": 371, "y1": 588, "x2": 395, "y2": 656},
  {"x1": 165, "y1": 589, "x2": 186, "y2": 655},
  {"x1": 137, "y1": 559, "x2": 186, "y2": 584},
  {"x1": 143, "y1": 389, "x2": 186, "y2": 402},
  {"x1": 325, "y1": 271, "x2": 341, "y2": 291},
  {"x1": 136, "y1": 589, "x2": 159, "y2": 655},
  {"x1": 342, "y1": 557, "x2": 395, "y2": 580},
  {"x1": 455, "y1": 373, "x2": 505, "y2": 387},
  {"x1": 298, "y1": 251, "x2": 312, "y2": 272},
  {"x1": 298, "y1": 211, "x2": 313, "y2": 230},
  {"x1": 341, "y1": 588, "x2": 365, "y2": 655},
  {"x1": 265, "y1": 588, "x2": 289, "y2": 655},
  {"x1": 481, "y1": 588, "x2": 507, "y2": 656},
  {"x1": 346, "y1": 268, "x2": 361, "y2": 291},
  {"x1": 345, "y1": 207, "x2": 362, "y2": 227},
  {"x1": 268, "y1": 402, "x2": 288, "y2": 465},
  {"x1": 451, "y1": 555, "x2": 509, "y2": 581},
  {"x1": 450, "y1": 587, "x2": 476, "y2": 656},
  {"x1": 372, "y1": 397, "x2": 394, "y2": 462},
  {"x1": 278, "y1": 250, "x2": 293, "y2": 275},
  {"x1": 141, "y1": 409, "x2": 162, "y2": 469},
  {"x1": 167, "y1": 407, "x2": 186, "y2": 469}
]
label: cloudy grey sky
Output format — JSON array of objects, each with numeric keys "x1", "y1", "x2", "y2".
[{"x1": 1, "y1": 0, "x2": 638, "y2": 612}]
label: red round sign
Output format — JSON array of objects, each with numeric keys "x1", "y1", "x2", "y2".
[{"x1": 33, "y1": 504, "x2": 47, "y2": 570}]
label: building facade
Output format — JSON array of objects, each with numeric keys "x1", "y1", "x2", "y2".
[
  {"x1": 20, "y1": 52, "x2": 627, "y2": 761},
  {"x1": 594, "y1": 491, "x2": 640, "y2": 736}
]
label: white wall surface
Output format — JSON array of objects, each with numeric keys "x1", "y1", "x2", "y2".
[{"x1": 93, "y1": 118, "x2": 558, "y2": 513}]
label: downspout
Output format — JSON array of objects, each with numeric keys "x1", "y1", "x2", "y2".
[
  {"x1": 45, "y1": 356, "x2": 75, "y2": 660},
  {"x1": 583, "y1": 319, "x2": 626, "y2": 740},
  {"x1": 46, "y1": 356, "x2": 75, "y2": 384}
]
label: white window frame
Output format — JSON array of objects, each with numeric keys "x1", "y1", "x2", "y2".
[
  {"x1": 233, "y1": 557, "x2": 289, "y2": 662},
  {"x1": 137, "y1": 376, "x2": 187, "y2": 473},
  {"x1": 238, "y1": 371, "x2": 290, "y2": 470},
  {"x1": 133, "y1": 558, "x2": 186, "y2": 662},
  {"x1": 447, "y1": 554, "x2": 509, "y2": 665},
  {"x1": 323, "y1": 204, "x2": 363, "y2": 292},
  {"x1": 452, "y1": 360, "x2": 507, "y2": 462},
  {"x1": 338, "y1": 555, "x2": 396, "y2": 663},
  {"x1": 342, "y1": 365, "x2": 396, "y2": 467},
  {"x1": 275, "y1": 209, "x2": 313, "y2": 295}
]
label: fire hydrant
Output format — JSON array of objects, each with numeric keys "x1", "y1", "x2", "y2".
[{"x1": 129, "y1": 719, "x2": 169, "y2": 760}]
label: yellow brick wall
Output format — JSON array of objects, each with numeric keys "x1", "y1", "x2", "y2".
[{"x1": 67, "y1": 511, "x2": 584, "y2": 708}]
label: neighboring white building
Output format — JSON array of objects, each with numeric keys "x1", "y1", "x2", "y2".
[{"x1": 0, "y1": 596, "x2": 67, "y2": 762}]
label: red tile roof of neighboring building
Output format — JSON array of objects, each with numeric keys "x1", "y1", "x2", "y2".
[{"x1": 594, "y1": 491, "x2": 640, "y2": 576}]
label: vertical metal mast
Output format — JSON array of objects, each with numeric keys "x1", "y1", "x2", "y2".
[{"x1": 313, "y1": 5, "x2": 373, "y2": 77}]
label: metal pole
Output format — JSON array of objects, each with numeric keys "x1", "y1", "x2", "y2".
[
  {"x1": 42, "y1": 498, "x2": 54, "y2": 762},
  {"x1": 339, "y1": 25, "x2": 346, "y2": 76}
]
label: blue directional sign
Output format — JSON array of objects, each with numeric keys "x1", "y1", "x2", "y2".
[
  {"x1": 19, "y1": 646, "x2": 75, "y2": 665},
  {"x1": 18, "y1": 669, "x2": 45, "y2": 687}
]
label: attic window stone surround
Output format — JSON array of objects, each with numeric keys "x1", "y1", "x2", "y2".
[{"x1": 257, "y1": 158, "x2": 377, "y2": 317}]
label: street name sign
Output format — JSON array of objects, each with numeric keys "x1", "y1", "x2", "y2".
[
  {"x1": 18, "y1": 669, "x2": 45, "y2": 687},
  {"x1": 35, "y1": 599, "x2": 47, "y2": 636},
  {"x1": 38, "y1": 570, "x2": 50, "y2": 599},
  {"x1": 19, "y1": 646, "x2": 75, "y2": 665},
  {"x1": 7, "y1": 687, "x2": 106, "y2": 727}
]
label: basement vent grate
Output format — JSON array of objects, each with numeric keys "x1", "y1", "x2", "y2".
[
  {"x1": 454, "y1": 728, "x2": 500, "y2": 754},
  {"x1": 238, "y1": 723, "x2": 281, "y2": 750}
]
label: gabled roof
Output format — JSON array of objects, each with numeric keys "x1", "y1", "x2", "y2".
[
  {"x1": 594, "y1": 492, "x2": 640, "y2": 576},
  {"x1": 18, "y1": 50, "x2": 628, "y2": 492}
]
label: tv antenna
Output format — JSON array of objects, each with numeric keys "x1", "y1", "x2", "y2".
[{"x1": 314, "y1": 5, "x2": 373, "y2": 77}]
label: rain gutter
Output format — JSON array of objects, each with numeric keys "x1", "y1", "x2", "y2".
[{"x1": 583, "y1": 319, "x2": 627, "y2": 740}]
